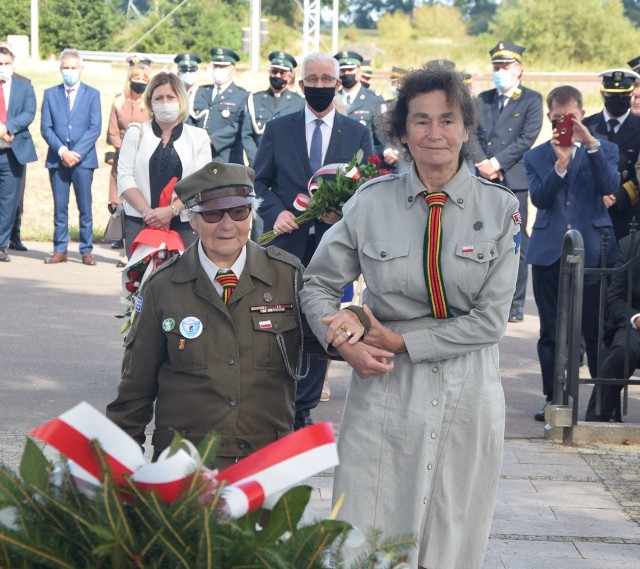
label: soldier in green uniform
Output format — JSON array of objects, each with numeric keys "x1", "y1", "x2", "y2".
[
  {"x1": 359, "y1": 60, "x2": 373, "y2": 90},
  {"x1": 174, "y1": 53, "x2": 201, "y2": 94},
  {"x1": 190, "y1": 48, "x2": 249, "y2": 164},
  {"x1": 106, "y1": 161, "x2": 314, "y2": 469},
  {"x1": 241, "y1": 51, "x2": 305, "y2": 167}
]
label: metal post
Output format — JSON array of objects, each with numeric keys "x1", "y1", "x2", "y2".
[
  {"x1": 332, "y1": 0, "x2": 339, "y2": 54},
  {"x1": 303, "y1": 0, "x2": 321, "y2": 57},
  {"x1": 250, "y1": 0, "x2": 261, "y2": 73},
  {"x1": 30, "y1": 0, "x2": 39, "y2": 61}
]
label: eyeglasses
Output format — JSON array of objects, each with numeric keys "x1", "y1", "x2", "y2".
[
  {"x1": 199, "y1": 205, "x2": 252, "y2": 223},
  {"x1": 303, "y1": 75, "x2": 338, "y2": 87}
]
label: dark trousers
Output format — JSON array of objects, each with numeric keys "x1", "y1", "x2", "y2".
[
  {"x1": 49, "y1": 166, "x2": 95, "y2": 254},
  {"x1": 532, "y1": 262, "x2": 602, "y2": 401},
  {"x1": 0, "y1": 150, "x2": 24, "y2": 249},
  {"x1": 10, "y1": 169, "x2": 26, "y2": 242},
  {"x1": 585, "y1": 327, "x2": 640, "y2": 421},
  {"x1": 512, "y1": 189, "x2": 529, "y2": 308}
]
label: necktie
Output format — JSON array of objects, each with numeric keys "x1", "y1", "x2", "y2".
[
  {"x1": 66, "y1": 88, "x2": 74, "y2": 110},
  {"x1": 212, "y1": 88, "x2": 219, "y2": 102},
  {"x1": 346, "y1": 94, "x2": 352, "y2": 106},
  {"x1": 421, "y1": 191, "x2": 450, "y2": 319},
  {"x1": 215, "y1": 270, "x2": 238, "y2": 304},
  {"x1": 498, "y1": 94, "x2": 507, "y2": 113},
  {"x1": 0, "y1": 80, "x2": 7, "y2": 123},
  {"x1": 309, "y1": 118, "x2": 323, "y2": 174},
  {"x1": 607, "y1": 118, "x2": 619, "y2": 140}
]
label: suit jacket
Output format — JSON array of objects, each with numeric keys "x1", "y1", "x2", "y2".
[
  {"x1": 524, "y1": 140, "x2": 619, "y2": 268},
  {"x1": 40, "y1": 82, "x2": 101, "y2": 169},
  {"x1": 3, "y1": 74, "x2": 37, "y2": 165},
  {"x1": 477, "y1": 84, "x2": 543, "y2": 190},
  {"x1": 340, "y1": 86, "x2": 386, "y2": 155},
  {"x1": 584, "y1": 111, "x2": 640, "y2": 240},
  {"x1": 253, "y1": 108, "x2": 374, "y2": 260},
  {"x1": 605, "y1": 233, "x2": 640, "y2": 333}
]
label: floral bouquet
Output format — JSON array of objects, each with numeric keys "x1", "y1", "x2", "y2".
[{"x1": 259, "y1": 150, "x2": 392, "y2": 245}]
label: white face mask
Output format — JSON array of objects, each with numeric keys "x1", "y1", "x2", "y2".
[
  {"x1": 211, "y1": 67, "x2": 230, "y2": 86},
  {"x1": 152, "y1": 102, "x2": 181, "y2": 123},
  {"x1": 0, "y1": 65, "x2": 13, "y2": 82},
  {"x1": 179, "y1": 71, "x2": 197, "y2": 87}
]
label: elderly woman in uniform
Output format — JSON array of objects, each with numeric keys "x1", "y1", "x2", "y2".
[
  {"x1": 299, "y1": 61, "x2": 520, "y2": 568},
  {"x1": 107, "y1": 162, "x2": 310, "y2": 468}
]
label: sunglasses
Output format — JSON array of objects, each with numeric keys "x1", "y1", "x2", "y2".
[{"x1": 200, "y1": 205, "x2": 252, "y2": 223}]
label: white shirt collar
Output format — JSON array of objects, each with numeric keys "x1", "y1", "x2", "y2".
[
  {"x1": 197, "y1": 241, "x2": 247, "y2": 295},
  {"x1": 305, "y1": 105, "x2": 335, "y2": 129},
  {"x1": 603, "y1": 107, "x2": 630, "y2": 127}
]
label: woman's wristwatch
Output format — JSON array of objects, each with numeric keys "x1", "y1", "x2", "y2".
[{"x1": 170, "y1": 203, "x2": 181, "y2": 217}]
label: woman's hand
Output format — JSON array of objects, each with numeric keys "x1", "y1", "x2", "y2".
[
  {"x1": 143, "y1": 206, "x2": 172, "y2": 230},
  {"x1": 337, "y1": 341, "x2": 395, "y2": 378},
  {"x1": 322, "y1": 309, "x2": 364, "y2": 348},
  {"x1": 361, "y1": 305, "x2": 407, "y2": 353}
]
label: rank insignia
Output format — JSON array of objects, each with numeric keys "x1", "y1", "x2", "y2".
[{"x1": 473, "y1": 221, "x2": 483, "y2": 231}]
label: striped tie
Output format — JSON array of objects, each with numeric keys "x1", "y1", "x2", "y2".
[
  {"x1": 422, "y1": 191, "x2": 450, "y2": 319},
  {"x1": 215, "y1": 270, "x2": 238, "y2": 304}
]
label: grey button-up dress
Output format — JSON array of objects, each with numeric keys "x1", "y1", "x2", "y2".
[{"x1": 300, "y1": 163, "x2": 520, "y2": 568}]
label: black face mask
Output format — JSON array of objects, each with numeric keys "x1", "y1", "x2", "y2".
[
  {"x1": 130, "y1": 81, "x2": 147, "y2": 94},
  {"x1": 303, "y1": 86, "x2": 335, "y2": 113},
  {"x1": 604, "y1": 94, "x2": 631, "y2": 118},
  {"x1": 269, "y1": 76, "x2": 288, "y2": 91},
  {"x1": 340, "y1": 73, "x2": 357, "y2": 89}
]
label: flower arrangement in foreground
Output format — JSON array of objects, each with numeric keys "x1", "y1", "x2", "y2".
[
  {"x1": 0, "y1": 403, "x2": 415, "y2": 568},
  {"x1": 259, "y1": 150, "x2": 392, "y2": 245}
]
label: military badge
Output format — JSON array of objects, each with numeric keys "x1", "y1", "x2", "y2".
[
  {"x1": 162, "y1": 318, "x2": 176, "y2": 332},
  {"x1": 263, "y1": 292, "x2": 273, "y2": 302},
  {"x1": 512, "y1": 212, "x2": 522, "y2": 225}
]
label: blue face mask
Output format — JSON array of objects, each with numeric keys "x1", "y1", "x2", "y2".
[
  {"x1": 61, "y1": 69, "x2": 80, "y2": 86},
  {"x1": 493, "y1": 70, "x2": 514, "y2": 92}
]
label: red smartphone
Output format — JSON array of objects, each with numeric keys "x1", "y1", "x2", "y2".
[{"x1": 552, "y1": 114, "x2": 573, "y2": 147}]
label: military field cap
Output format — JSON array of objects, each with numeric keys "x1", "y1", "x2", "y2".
[
  {"x1": 334, "y1": 50, "x2": 363, "y2": 69},
  {"x1": 210, "y1": 47, "x2": 240, "y2": 65},
  {"x1": 0, "y1": 41, "x2": 15, "y2": 57},
  {"x1": 269, "y1": 51, "x2": 297, "y2": 71},
  {"x1": 628, "y1": 56, "x2": 640, "y2": 74},
  {"x1": 176, "y1": 162, "x2": 256, "y2": 212},
  {"x1": 360, "y1": 60, "x2": 373, "y2": 79},
  {"x1": 390, "y1": 66, "x2": 407, "y2": 80},
  {"x1": 599, "y1": 68, "x2": 640, "y2": 94},
  {"x1": 174, "y1": 53, "x2": 201, "y2": 71},
  {"x1": 126, "y1": 53, "x2": 152, "y2": 66},
  {"x1": 489, "y1": 41, "x2": 525, "y2": 64}
]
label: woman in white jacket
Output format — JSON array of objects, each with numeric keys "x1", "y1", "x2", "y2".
[{"x1": 118, "y1": 72, "x2": 211, "y2": 257}]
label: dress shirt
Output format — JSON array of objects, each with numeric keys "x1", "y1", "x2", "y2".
[
  {"x1": 0, "y1": 77, "x2": 11, "y2": 148},
  {"x1": 304, "y1": 105, "x2": 335, "y2": 165},
  {"x1": 66, "y1": 82, "x2": 80, "y2": 110},
  {"x1": 602, "y1": 108, "x2": 630, "y2": 134},
  {"x1": 197, "y1": 241, "x2": 247, "y2": 297}
]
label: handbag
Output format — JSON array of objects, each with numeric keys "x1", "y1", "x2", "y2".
[{"x1": 104, "y1": 205, "x2": 125, "y2": 241}]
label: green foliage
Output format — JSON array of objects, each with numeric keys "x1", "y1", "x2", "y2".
[
  {"x1": 454, "y1": 0, "x2": 499, "y2": 35},
  {"x1": 376, "y1": 12, "x2": 414, "y2": 40},
  {"x1": 350, "y1": 0, "x2": 417, "y2": 29},
  {"x1": 413, "y1": 5, "x2": 468, "y2": 39},
  {"x1": 0, "y1": 0, "x2": 30, "y2": 39},
  {"x1": 490, "y1": 0, "x2": 640, "y2": 67},
  {"x1": 0, "y1": 437, "x2": 415, "y2": 568}
]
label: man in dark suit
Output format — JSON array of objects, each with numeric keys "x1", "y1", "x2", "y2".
[
  {"x1": 524, "y1": 85, "x2": 619, "y2": 421},
  {"x1": 476, "y1": 41, "x2": 543, "y2": 323},
  {"x1": 585, "y1": 232, "x2": 640, "y2": 422},
  {"x1": 0, "y1": 42, "x2": 37, "y2": 262},
  {"x1": 241, "y1": 51, "x2": 305, "y2": 167},
  {"x1": 584, "y1": 69, "x2": 640, "y2": 242},
  {"x1": 190, "y1": 47, "x2": 249, "y2": 165},
  {"x1": 40, "y1": 49, "x2": 101, "y2": 265},
  {"x1": 253, "y1": 51, "x2": 373, "y2": 429}
]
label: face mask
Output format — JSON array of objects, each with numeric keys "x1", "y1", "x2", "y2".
[
  {"x1": 340, "y1": 73, "x2": 358, "y2": 89},
  {"x1": 153, "y1": 102, "x2": 180, "y2": 123},
  {"x1": 130, "y1": 81, "x2": 147, "y2": 94},
  {"x1": 389, "y1": 85, "x2": 398, "y2": 98},
  {"x1": 212, "y1": 67, "x2": 230, "y2": 85},
  {"x1": 0, "y1": 66, "x2": 13, "y2": 82},
  {"x1": 61, "y1": 69, "x2": 80, "y2": 86},
  {"x1": 303, "y1": 86, "x2": 336, "y2": 113},
  {"x1": 493, "y1": 69, "x2": 515, "y2": 92},
  {"x1": 179, "y1": 72, "x2": 197, "y2": 87},
  {"x1": 269, "y1": 76, "x2": 288, "y2": 91},
  {"x1": 604, "y1": 94, "x2": 631, "y2": 118}
]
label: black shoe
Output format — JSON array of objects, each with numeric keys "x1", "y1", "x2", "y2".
[
  {"x1": 110, "y1": 240, "x2": 124, "y2": 250},
  {"x1": 0, "y1": 248, "x2": 11, "y2": 262},
  {"x1": 534, "y1": 404, "x2": 549, "y2": 422},
  {"x1": 116, "y1": 260, "x2": 127, "y2": 268},
  {"x1": 294, "y1": 416, "x2": 314, "y2": 431},
  {"x1": 509, "y1": 305, "x2": 523, "y2": 322},
  {"x1": 8, "y1": 240, "x2": 27, "y2": 252}
]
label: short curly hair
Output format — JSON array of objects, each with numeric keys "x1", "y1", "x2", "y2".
[{"x1": 379, "y1": 60, "x2": 478, "y2": 162}]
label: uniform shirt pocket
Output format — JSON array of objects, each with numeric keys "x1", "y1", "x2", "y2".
[
  {"x1": 251, "y1": 313, "x2": 300, "y2": 370},
  {"x1": 361, "y1": 239, "x2": 410, "y2": 294},
  {"x1": 455, "y1": 240, "x2": 497, "y2": 295},
  {"x1": 164, "y1": 315, "x2": 207, "y2": 372}
]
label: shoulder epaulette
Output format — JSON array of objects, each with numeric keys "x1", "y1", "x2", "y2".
[
  {"x1": 474, "y1": 175, "x2": 516, "y2": 197},
  {"x1": 266, "y1": 246, "x2": 304, "y2": 270},
  {"x1": 145, "y1": 253, "x2": 181, "y2": 282}
]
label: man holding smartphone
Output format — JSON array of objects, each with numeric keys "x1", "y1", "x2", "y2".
[
  {"x1": 524, "y1": 85, "x2": 619, "y2": 422},
  {"x1": 584, "y1": 69, "x2": 640, "y2": 242},
  {"x1": 476, "y1": 41, "x2": 543, "y2": 323}
]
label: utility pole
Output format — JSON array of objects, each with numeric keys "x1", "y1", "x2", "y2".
[
  {"x1": 332, "y1": 0, "x2": 339, "y2": 54},
  {"x1": 30, "y1": 0, "x2": 39, "y2": 61},
  {"x1": 302, "y1": 0, "x2": 320, "y2": 57},
  {"x1": 250, "y1": 0, "x2": 261, "y2": 72}
]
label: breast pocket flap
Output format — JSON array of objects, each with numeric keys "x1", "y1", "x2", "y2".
[
  {"x1": 251, "y1": 313, "x2": 298, "y2": 335},
  {"x1": 455, "y1": 240, "x2": 497, "y2": 264},
  {"x1": 362, "y1": 239, "x2": 410, "y2": 262}
]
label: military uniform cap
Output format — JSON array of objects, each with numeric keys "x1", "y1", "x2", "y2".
[
  {"x1": 0, "y1": 41, "x2": 15, "y2": 57},
  {"x1": 390, "y1": 66, "x2": 407, "y2": 80},
  {"x1": 628, "y1": 56, "x2": 640, "y2": 74},
  {"x1": 126, "y1": 53, "x2": 152, "y2": 66},
  {"x1": 334, "y1": 50, "x2": 363, "y2": 69},
  {"x1": 489, "y1": 41, "x2": 525, "y2": 64},
  {"x1": 174, "y1": 53, "x2": 201, "y2": 71},
  {"x1": 210, "y1": 47, "x2": 240, "y2": 65},
  {"x1": 175, "y1": 162, "x2": 256, "y2": 212},
  {"x1": 268, "y1": 51, "x2": 297, "y2": 71},
  {"x1": 598, "y1": 68, "x2": 640, "y2": 94}
]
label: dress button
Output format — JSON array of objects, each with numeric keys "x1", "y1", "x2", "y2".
[
  {"x1": 238, "y1": 441, "x2": 247, "y2": 449},
  {"x1": 431, "y1": 431, "x2": 437, "y2": 439},
  {"x1": 273, "y1": 323, "x2": 280, "y2": 330},
  {"x1": 566, "y1": 201, "x2": 572, "y2": 206},
  {"x1": 567, "y1": 224, "x2": 572, "y2": 229},
  {"x1": 408, "y1": 195, "x2": 414, "y2": 203},
  {"x1": 432, "y1": 399, "x2": 438, "y2": 406},
  {"x1": 380, "y1": 251, "x2": 387, "y2": 258},
  {"x1": 229, "y1": 400, "x2": 236, "y2": 407},
  {"x1": 427, "y1": 463, "x2": 433, "y2": 470},
  {"x1": 432, "y1": 365, "x2": 438, "y2": 373},
  {"x1": 477, "y1": 253, "x2": 484, "y2": 260},
  {"x1": 457, "y1": 198, "x2": 464, "y2": 204},
  {"x1": 227, "y1": 358, "x2": 235, "y2": 365},
  {"x1": 423, "y1": 497, "x2": 428, "y2": 504},
  {"x1": 490, "y1": 250, "x2": 495, "y2": 256}
]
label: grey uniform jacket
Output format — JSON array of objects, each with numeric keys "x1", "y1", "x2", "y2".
[{"x1": 300, "y1": 163, "x2": 520, "y2": 568}]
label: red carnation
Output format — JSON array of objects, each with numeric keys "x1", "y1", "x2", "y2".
[
  {"x1": 127, "y1": 269, "x2": 142, "y2": 281},
  {"x1": 367, "y1": 155, "x2": 382, "y2": 166},
  {"x1": 125, "y1": 281, "x2": 138, "y2": 293},
  {"x1": 379, "y1": 168, "x2": 392, "y2": 175}
]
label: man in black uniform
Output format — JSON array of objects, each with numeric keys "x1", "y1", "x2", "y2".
[
  {"x1": 190, "y1": 47, "x2": 249, "y2": 164},
  {"x1": 584, "y1": 69, "x2": 640, "y2": 242},
  {"x1": 241, "y1": 51, "x2": 305, "y2": 167},
  {"x1": 476, "y1": 41, "x2": 543, "y2": 323}
]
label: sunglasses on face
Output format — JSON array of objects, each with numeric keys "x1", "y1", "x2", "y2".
[{"x1": 200, "y1": 205, "x2": 252, "y2": 223}]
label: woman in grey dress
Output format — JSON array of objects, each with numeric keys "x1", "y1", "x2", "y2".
[{"x1": 299, "y1": 61, "x2": 521, "y2": 568}]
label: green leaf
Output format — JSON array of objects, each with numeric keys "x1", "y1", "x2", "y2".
[
  {"x1": 259, "y1": 486, "x2": 312, "y2": 545},
  {"x1": 355, "y1": 148, "x2": 364, "y2": 164},
  {"x1": 166, "y1": 431, "x2": 188, "y2": 458},
  {"x1": 19, "y1": 439, "x2": 51, "y2": 492}
]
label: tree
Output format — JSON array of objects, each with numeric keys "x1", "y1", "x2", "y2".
[
  {"x1": 0, "y1": 0, "x2": 30, "y2": 41},
  {"x1": 623, "y1": 0, "x2": 640, "y2": 25},
  {"x1": 413, "y1": 4, "x2": 468, "y2": 39},
  {"x1": 454, "y1": 0, "x2": 499, "y2": 35},
  {"x1": 349, "y1": 0, "x2": 418, "y2": 29},
  {"x1": 490, "y1": 0, "x2": 640, "y2": 66}
]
